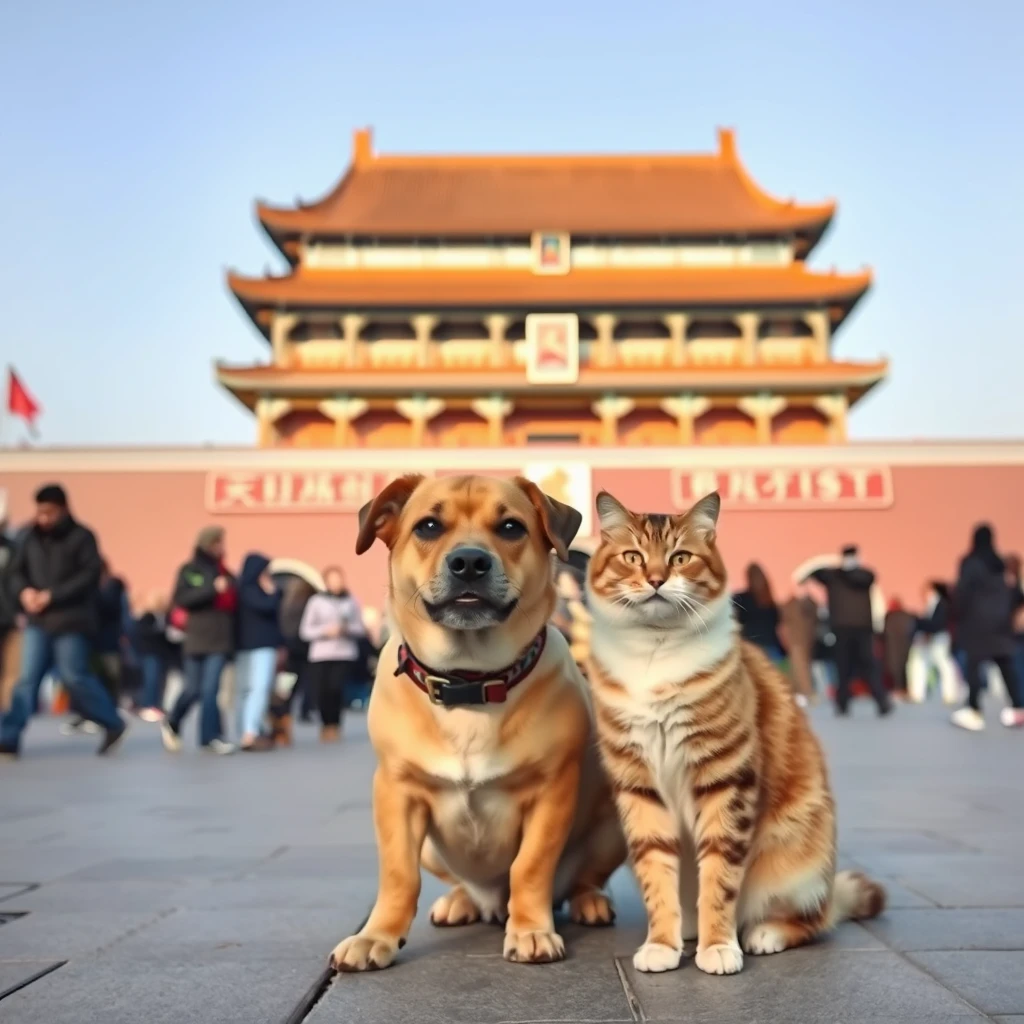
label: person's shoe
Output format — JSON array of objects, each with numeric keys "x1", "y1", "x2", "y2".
[
  {"x1": 240, "y1": 736, "x2": 275, "y2": 752},
  {"x1": 97, "y1": 722, "x2": 127, "y2": 756},
  {"x1": 951, "y1": 707, "x2": 985, "y2": 732},
  {"x1": 320, "y1": 725, "x2": 341, "y2": 743},
  {"x1": 203, "y1": 739, "x2": 236, "y2": 755},
  {"x1": 60, "y1": 717, "x2": 87, "y2": 736},
  {"x1": 999, "y1": 707, "x2": 1024, "y2": 728},
  {"x1": 138, "y1": 708, "x2": 164, "y2": 723},
  {"x1": 272, "y1": 715, "x2": 293, "y2": 748},
  {"x1": 878, "y1": 702, "x2": 895, "y2": 717},
  {"x1": 160, "y1": 721, "x2": 182, "y2": 753},
  {"x1": 0, "y1": 744, "x2": 19, "y2": 762}
]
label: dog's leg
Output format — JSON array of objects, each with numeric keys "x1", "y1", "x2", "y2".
[
  {"x1": 504, "y1": 760, "x2": 580, "y2": 964},
  {"x1": 567, "y1": 811, "x2": 626, "y2": 926},
  {"x1": 329, "y1": 770, "x2": 428, "y2": 971},
  {"x1": 422, "y1": 838, "x2": 483, "y2": 927}
]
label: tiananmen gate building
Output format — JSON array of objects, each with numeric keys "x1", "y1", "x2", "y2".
[{"x1": 1, "y1": 128, "x2": 1021, "y2": 614}]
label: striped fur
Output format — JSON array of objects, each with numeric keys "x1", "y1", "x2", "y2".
[{"x1": 586, "y1": 490, "x2": 886, "y2": 976}]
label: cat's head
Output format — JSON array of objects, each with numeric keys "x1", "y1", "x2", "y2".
[{"x1": 587, "y1": 490, "x2": 727, "y2": 630}]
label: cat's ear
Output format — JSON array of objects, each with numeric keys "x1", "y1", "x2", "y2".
[
  {"x1": 596, "y1": 491, "x2": 632, "y2": 533},
  {"x1": 687, "y1": 491, "x2": 721, "y2": 540}
]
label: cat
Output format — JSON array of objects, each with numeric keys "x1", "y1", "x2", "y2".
[{"x1": 584, "y1": 489, "x2": 885, "y2": 976}]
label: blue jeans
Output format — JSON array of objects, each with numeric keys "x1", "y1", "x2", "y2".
[
  {"x1": 168, "y1": 654, "x2": 226, "y2": 747},
  {"x1": 0, "y1": 627, "x2": 123, "y2": 748},
  {"x1": 235, "y1": 647, "x2": 277, "y2": 740},
  {"x1": 139, "y1": 654, "x2": 167, "y2": 711}
]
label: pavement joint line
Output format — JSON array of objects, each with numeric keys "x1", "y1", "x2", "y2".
[
  {"x1": 0, "y1": 884, "x2": 39, "y2": 906},
  {"x1": 613, "y1": 955, "x2": 646, "y2": 1022},
  {"x1": 0, "y1": 960, "x2": 67, "y2": 1003}
]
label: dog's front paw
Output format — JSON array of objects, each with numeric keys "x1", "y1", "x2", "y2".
[
  {"x1": 329, "y1": 932, "x2": 400, "y2": 972},
  {"x1": 633, "y1": 942, "x2": 682, "y2": 973},
  {"x1": 430, "y1": 887, "x2": 481, "y2": 927},
  {"x1": 694, "y1": 942, "x2": 744, "y2": 976},
  {"x1": 569, "y1": 889, "x2": 615, "y2": 926},
  {"x1": 503, "y1": 928, "x2": 565, "y2": 964}
]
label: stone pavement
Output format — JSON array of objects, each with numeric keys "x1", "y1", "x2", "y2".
[{"x1": 0, "y1": 699, "x2": 1022, "y2": 1023}]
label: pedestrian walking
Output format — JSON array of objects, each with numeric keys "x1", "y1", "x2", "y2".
[
  {"x1": 779, "y1": 590, "x2": 817, "y2": 705},
  {"x1": 162, "y1": 526, "x2": 237, "y2": 754},
  {"x1": 134, "y1": 593, "x2": 171, "y2": 722},
  {"x1": 950, "y1": 524, "x2": 1024, "y2": 731},
  {"x1": 882, "y1": 599, "x2": 915, "y2": 698},
  {"x1": 0, "y1": 484, "x2": 126, "y2": 758},
  {"x1": 806, "y1": 544, "x2": 892, "y2": 716},
  {"x1": 234, "y1": 553, "x2": 281, "y2": 752},
  {"x1": 299, "y1": 567, "x2": 365, "y2": 742},
  {"x1": 907, "y1": 581, "x2": 960, "y2": 704},
  {"x1": 733, "y1": 563, "x2": 785, "y2": 663}
]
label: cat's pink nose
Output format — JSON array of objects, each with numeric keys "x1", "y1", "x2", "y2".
[{"x1": 648, "y1": 576, "x2": 665, "y2": 589}]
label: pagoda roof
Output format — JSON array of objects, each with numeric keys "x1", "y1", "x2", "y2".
[
  {"x1": 256, "y1": 128, "x2": 836, "y2": 249},
  {"x1": 228, "y1": 264, "x2": 871, "y2": 335},
  {"x1": 216, "y1": 359, "x2": 888, "y2": 408}
]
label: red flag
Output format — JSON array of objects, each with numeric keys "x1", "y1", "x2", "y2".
[{"x1": 7, "y1": 368, "x2": 41, "y2": 437}]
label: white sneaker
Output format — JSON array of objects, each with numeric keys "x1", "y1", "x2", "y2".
[
  {"x1": 160, "y1": 722, "x2": 182, "y2": 753},
  {"x1": 999, "y1": 707, "x2": 1024, "y2": 729},
  {"x1": 204, "y1": 739, "x2": 236, "y2": 755},
  {"x1": 951, "y1": 708, "x2": 985, "y2": 732}
]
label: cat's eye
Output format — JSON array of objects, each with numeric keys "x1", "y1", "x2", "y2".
[
  {"x1": 670, "y1": 550, "x2": 693, "y2": 567},
  {"x1": 413, "y1": 517, "x2": 445, "y2": 540},
  {"x1": 622, "y1": 550, "x2": 644, "y2": 566}
]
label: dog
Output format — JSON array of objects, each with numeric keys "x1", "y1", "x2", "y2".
[{"x1": 329, "y1": 474, "x2": 625, "y2": 971}]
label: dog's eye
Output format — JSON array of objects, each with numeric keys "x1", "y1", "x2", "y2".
[
  {"x1": 496, "y1": 518, "x2": 527, "y2": 540},
  {"x1": 622, "y1": 550, "x2": 644, "y2": 566},
  {"x1": 670, "y1": 550, "x2": 692, "y2": 567},
  {"x1": 412, "y1": 517, "x2": 445, "y2": 540}
]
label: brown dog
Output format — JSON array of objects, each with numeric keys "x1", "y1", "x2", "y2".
[{"x1": 329, "y1": 474, "x2": 625, "y2": 971}]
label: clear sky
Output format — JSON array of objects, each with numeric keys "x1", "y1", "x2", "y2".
[{"x1": 2, "y1": 0, "x2": 1022, "y2": 447}]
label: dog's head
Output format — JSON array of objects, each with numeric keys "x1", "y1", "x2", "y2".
[{"x1": 356, "y1": 474, "x2": 581, "y2": 661}]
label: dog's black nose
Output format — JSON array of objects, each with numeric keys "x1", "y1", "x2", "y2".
[{"x1": 446, "y1": 546, "x2": 493, "y2": 581}]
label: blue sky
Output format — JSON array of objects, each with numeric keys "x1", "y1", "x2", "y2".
[{"x1": 2, "y1": 0, "x2": 1022, "y2": 446}]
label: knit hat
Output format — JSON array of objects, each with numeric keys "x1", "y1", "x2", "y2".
[{"x1": 196, "y1": 525, "x2": 225, "y2": 553}]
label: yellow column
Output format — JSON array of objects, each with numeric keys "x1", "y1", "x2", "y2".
[
  {"x1": 662, "y1": 313, "x2": 689, "y2": 366},
  {"x1": 594, "y1": 314, "x2": 617, "y2": 368},
  {"x1": 471, "y1": 394, "x2": 514, "y2": 445},
  {"x1": 803, "y1": 311, "x2": 830, "y2": 364},
  {"x1": 412, "y1": 315, "x2": 438, "y2": 369},
  {"x1": 270, "y1": 313, "x2": 299, "y2": 367},
  {"x1": 736, "y1": 312, "x2": 760, "y2": 365},
  {"x1": 814, "y1": 393, "x2": 849, "y2": 442},
  {"x1": 591, "y1": 394, "x2": 635, "y2": 445},
  {"x1": 486, "y1": 315, "x2": 510, "y2": 367},
  {"x1": 340, "y1": 315, "x2": 365, "y2": 367},
  {"x1": 738, "y1": 394, "x2": 787, "y2": 444},
  {"x1": 396, "y1": 395, "x2": 446, "y2": 446},
  {"x1": 256, "y1": 397, "x2": 291, "y2": 447},
  {"x1": 659, "y1": 394, "x2": 711, "y2": 445},
  {"x1": 319, "y1": 397, "x2": 368, "y2": 447}
]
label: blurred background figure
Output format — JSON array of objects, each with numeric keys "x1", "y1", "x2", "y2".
[
  {"x1": 0, "y1": 498, "x2": 20, "y2": 714},
  {"x1": 299, "y1": 566, "x2": 365, "y2": 743},
  {"x1": 162, "y1": 526, "x2": 236, "y2": 755},
  {"x1": 733, "y1": 562, "x2": 785, "y2": 664},
  {"x1": 804, "y1": 544, "x2": 892, "y2": 717},
  {"x1": 780, "y1": 586, "x2": 817, "y2": 706},
  {"x1": 1008, "y1": 555, "x2": 1024, "y2": 702},
  {"x1": 882, "y1": 598, "x2": 915, "y2": 700},
  {"x1": 553, "y1": 561, "x2": 591, "y2": 669},
  {"x1": 271, "y1": 568, "x2": 319, "y2": 747},
  {"x1": 134, "y1": 592, "x2": 171, "y2": 722},
  {"x1": 907, "y1": 581, "x2": 959, "y2": 705},
  {"x1": 234, "y1": 552, "x2": 281, "y2": 752},
  {"x1": 951, "y1": 525, "x2": 1024, "y2": 731}
]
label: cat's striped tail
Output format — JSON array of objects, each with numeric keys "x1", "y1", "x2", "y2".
[{"x1": 829, "y1": 870, "x2": 887, "y2": 925}]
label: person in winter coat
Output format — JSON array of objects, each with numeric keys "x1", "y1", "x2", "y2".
[
  {"x1": 234, "y1": 553, "x2": 282, "y2": 752},
  {"x1": 0, "y1": 509, "x2": 21, "y2": 713},
  {"x1": 733, "y1": 563, "x2": 785, "y2": 662},
  {"x1": 806, "y1": 544, "x2": 892, "y2": 717},
  {"x1": 0, "y1": 484, "x2": 126, "y2": 758},
  {"x1": 907, "y1": 581, "x2": 960, "y2": 704},
  {"x1": 298, "y1": 566, "x2": 365, "y2": 742},
  {"x1": 162, "y1": 526, "x2": 237, "y2": 754},
  {"x1": 779, "y1": 590, "x2": 817, "y2": 705},
  {"x1": 882, "y1": 598, "x2": 915, "y2": 698},
  {"x1": 951, "y1": 524, "x2": 1024, "y2": 731}
]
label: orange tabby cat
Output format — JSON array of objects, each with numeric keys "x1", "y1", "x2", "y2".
[{"x1": 585, "y1": 489, "x2": 885, "y2": 976}]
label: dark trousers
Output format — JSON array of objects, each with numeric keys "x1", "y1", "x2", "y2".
[
  {"x1": 139, "y1": 654, "x2": 167, "y2": 710},
  {"x1": 964, "y1": 653, "x2": 1023, "y2": 712},
  {"x1": 309, "y1": 660, "x2": 357, "y2": 727},
  {"x1": 833, "y1": 627, "x2": 889, "y2": 712},
  {"x1": 168, "y1": 653, "x2": 226, "y2": 747}
]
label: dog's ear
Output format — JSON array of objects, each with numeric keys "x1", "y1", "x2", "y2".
[
  {"x1": 513, "y1": 477, "x2": 583, "y2": 562},
  {"x1": 355, "y1": 474, "x2": 425, "y2": 555}
]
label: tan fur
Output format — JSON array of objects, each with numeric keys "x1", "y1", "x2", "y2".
[
  {"x1": 330, "y1": 475, "x2": 625, "y2": 972},
  {"x1": 585, "y1": 490, "x2": 885, "y2": 976}
]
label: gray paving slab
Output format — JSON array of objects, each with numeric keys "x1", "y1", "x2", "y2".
[
  {"x1": 866, "y1": 908, "x2": 1024, "y2": 951},
  {"x1": 0, "y1": 908, "x2": 172, "y2": 959},
  {"x1": 0, "y1": 960, "x2": 64, "y2": 1000},
  {"x1": 910, "y1": 952, "x2": 1024, "y2": 1016}
]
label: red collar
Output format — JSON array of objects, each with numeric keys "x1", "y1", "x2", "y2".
[{"x1": 395, "y1": 630, "x2": 547, "y2": 707}]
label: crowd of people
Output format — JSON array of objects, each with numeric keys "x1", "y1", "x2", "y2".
[
  {"x1": 0, "y1": 484, "x2": 379, "y2": 759},
  {"x1": 1, "y1": 481, "x2": 1022, "y2": 759}
]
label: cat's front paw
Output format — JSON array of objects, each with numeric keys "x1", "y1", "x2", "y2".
[
  {"x1": 633, "y1": 942, "x2": 682, "y2": 973},
  {"x1": 743, "y1": 922, "x2": 787, "y2": 955},
  {"x1": 329, "y1": 932, "x2": 400, "y2": 972},
  {"x1": 695, "y1": 942, "x2": 744, "y2": 976},
  {"x1": 503, "y1": 928, "x2": 565, "y2": 964}
]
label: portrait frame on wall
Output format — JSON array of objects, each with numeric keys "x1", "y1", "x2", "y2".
[
  {"x1": 531, "y1": 230, "x2": 571, "y2": 275},
  {"x1": 525, "y1": 313, "x2": 580, "y2": 385}
]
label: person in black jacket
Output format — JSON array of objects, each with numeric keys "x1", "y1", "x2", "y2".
[
  {"x1": 134, "y1": 594, "x2": 172, "y2": 722},
  {"x1": 0, "y1": 484, "x2": 126, "y2": 758},
  {"x1": 233, "y1": 552, "x2": 281, "y2": 752},
  {"x1": 161, "y1": 526, "x2": 237, "y2": 755},
  {"x1": 0, "y1": 510, "x2": 21, "y2": 713},
  {"x1": 950, "y1": 524, "x2": 1024, "y2": 731},
  {"x1": 806, "y1": 544, "x2": 892, "y2": 717},
  {"x1": 733, "y1": 563, "x2": 785, "y2": 662}
]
